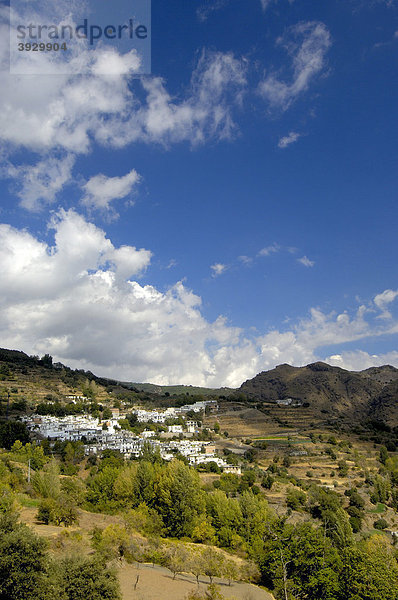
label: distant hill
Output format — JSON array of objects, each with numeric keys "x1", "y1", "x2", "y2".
[
  {"x1": 126, "y1": 382, "x2": 235, "y2": 397},
  {"x1": 0, "y1": 348, "x2": 137, "y2": 409},
  {"x1": 239, "y1": 361, "x2": 398, "y2": 426},
  {"x1": 0, "y1": 348, "x2": 233, "y2": 415},
  {"x1": 1, "y1": 347, "x2": 398, "y2": 427}
]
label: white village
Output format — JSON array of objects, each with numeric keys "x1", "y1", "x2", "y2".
[{"x1": 23, "y1": 399, "x2": 241, "y2": 474}]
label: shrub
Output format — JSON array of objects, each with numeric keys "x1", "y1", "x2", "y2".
[
  {"x1": 374, "y1": 518, "x2": 388, "y2": 530},
  {"x1": 286, "y1": 487, "x2": 307, "y2": 511},
  {"x1": 37, "y1": 496, "x2": 78, "y2": 527},
  {"x1": 37, "y1": 499, "x2": 55, "y2": 524}
]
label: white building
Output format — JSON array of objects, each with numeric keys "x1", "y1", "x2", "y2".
[{"x1": 167, "y1": 425, "x2": 183, "y2": 434}]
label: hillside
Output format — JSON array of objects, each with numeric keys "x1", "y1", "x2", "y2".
[
  {"x1": 0, "y1": 348, "x2": 137, "y2": 408},
  {"x1": 0, "y1": 348, "x2": 230, "y2": 415},
  {"x1": 2, "y1": 347, "x2": 398, "y2": 427},
  {"x1": 239, "y1": 362, "x2": 398, "y2": 426},
  {"x1": 127, "y1": 381, "x2": 235, "y2": 397},
  {"x1": 358, "y1": 365, "x2": 398, "y2": 386},
  {"x1": 1, "y1": 348, "x2": 398, "y2": 600},
  {"x1": 368, "y1": 379, "x2": 398, "y2": 427}
]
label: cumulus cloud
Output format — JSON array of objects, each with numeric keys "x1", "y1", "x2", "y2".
[
  {"x1": 211, "y1": 263, "x2": 228, "y2": 277},
  {"x1": 81, "y1": 169, "x2": 141, "y2": 211},
  {"x1": 278, "y1": 131, "x2": 301, "y2": 148},
  {"x1": 5, "y1": 155, "x2": 75, "y2": 211},
  {"x1": 0, "y1": 2, "x2": 247, "y2": 216},
  {"x1": 0, "y1": 8, "x2": 247, "y2": 157},
  {"x1": 327, "y1": 350, "x2": 398, "y2": 371},
  {"x1": 297, "y1": 255, "x2": 315, "y2": 267},
  {"x1": 0, "y1": 213, "x2": 397, "y2": 387},
  {"x1": 259, "y1": 21, "x2": 331, "y2": 111}
]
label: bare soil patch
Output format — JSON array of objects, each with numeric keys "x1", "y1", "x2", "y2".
[{"x1": 118, "y1": 562, "x2": 275, "y2": 600}]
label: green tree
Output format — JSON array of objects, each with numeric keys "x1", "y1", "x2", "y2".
[
  {"x1": 0, "y1": 519, "x2": 50, "y2": 600},
  {"x1": 112, "y1": 464, "x2": 137, "y2": 506},
  {"x1": 206, "y1": 489, "x2": 242, "y2": 544},
  {"x1": 86, "y1": 465, "x2": 120, "y2": 511},
  {"x1": 339, "y1": 537, "x2": 398, "y2": 600},
  {"x1": 286, "y1": 487, "x2": 307, "y2": 511},
  {"x1": 40, "y1": 354, "x2": 53, "y2": 368},
  {"x1": 102, "y1": 407, "x2": 113, "y2": 420},
  {"x1": 258, "y1": 521, "x2": 341, "y2": 600},
  {"x1": 191, "y1": 518, "x2": 217, "y2": 545},
  {"x1": 261, "y1": 472, "x2": 274, "y2": 490},
  {"x1": 370, "y1": 475, "x2": 391, "y2": 504},
  {"x1": 0, "y1": 421, "x2": 30, "y2": 449},
  {"x1": 239, "y1": 491, "x2": 271, "y2": 545},
  {"x1": 163, "y1": 544, "x2": 189, "y2": 580},
  {"x1": 54, "y1": 555, "x2": 121, "y2": 600},
  {"x1": 188, "y1": 549, "x2": 206, "y2": 585},
  {"x1": 201, "y1": 547, "x2": 225, "y2": 584},
  {"x1": 37, "y1": 496, "x2": 78, "y2": 527},
  {"x1": 373, "y1": 518, "x2": 388, "y2": 530},
  {"x1": 124, "y1": 503, "x2": 164, "y2": 536},
  {"x1": 307, "y1": 486, "x2": 354, "y2": 548},
  {"x1": 222, "y1": 559, "x2": 240, "y2": 586},
  {"x1": 132, "y1": 460, "x2": 159, "y2": 506},
  {"x1": 379, "y1": 445, "x2": 389, "y2": 466},
  {"x1": 61, "y1": 477, "x2": 86, "y2": 506},
  {"x1": 156, "y1": 460, "x2": 205, "y2": 537},
  {"x1": 32, "y1": 459, "x2": 61, "y2": 499},
  {"x1": 337, "y1": 460, "x2": 349, "y2": 477}
]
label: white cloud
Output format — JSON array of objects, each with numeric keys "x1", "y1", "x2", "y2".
[
  {"x1": 0, "y1": 3, "x2": 247, "y2": 216},
  {"x1": 82, "y1": 169, "x2": 140, "y2": 211},
  {"x1": 211, "y1": 263, "x2": 228, "y2": 277},
  {"x1": 166, "y1": 259, "x2": 178, "y2": 269},
  {"x1": 131, "y1": 49, "x2": 247, "y2": 147},
  {"x1": 238, "y1": 255, "x2": 253, "y2": 265},
  {"x1": 259, "y1": 21, "x2": 331, "y2": 111},
  {"x1": 0, "y1": 213, "x2": 397, "y2": 386},
  {"x1": 0, "y1": 7, "x2": 247, "y2": 158},
  {"x1": 327, "y1": 350, "x2": 398, "y2": 371},
  {"x1": 373, "y1": 289, "x2": 398, "y2": 319},
  {"x1": 258, "y1": 243, "x2": 280, "y2": 256},
  {"x1": 5, "y1": 155, "x2": 75, "y2": 211},
  {"x1": 278, "y1": 131, "x2": 301, "y2": 148},
  {"x1": 297, "y1": 255, "x2": 315, "y2": 267}
]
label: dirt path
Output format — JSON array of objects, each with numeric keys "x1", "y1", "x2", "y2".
[{"x1": 118, "y1": 562, "x2": 275, "y2": 600}]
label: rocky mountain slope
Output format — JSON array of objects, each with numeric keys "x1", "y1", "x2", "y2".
[{"x1": 239, "y1": 362, "x2": 398, "y2": 426}]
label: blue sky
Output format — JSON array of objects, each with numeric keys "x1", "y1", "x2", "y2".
[{"x1": 0, "y1": 0, "x2": 397, "y2": 386}]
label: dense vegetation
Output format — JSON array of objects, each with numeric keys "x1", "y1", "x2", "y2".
[
  {"x1": 1, "y1": 434, "x2": 398, "y2": 600},
  {"x1": 0, "y1": 506, "x2": 121, "y2": 600},
  {"x1": 1, "y1": 349, "x2": 398, "y2": 600}
]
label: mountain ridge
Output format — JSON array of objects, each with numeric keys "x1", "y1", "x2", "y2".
[
  {"x1": 239, "y1": 361, "x2": 398, "y2": 426},
  {"x1": 1, "y1": 348, "x2": 398, "y2": 425}
]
